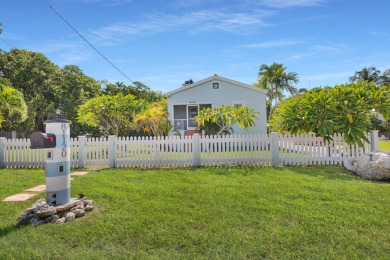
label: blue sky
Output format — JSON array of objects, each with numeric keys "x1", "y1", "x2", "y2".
[{"x1": 1, "y1": 0, "x2": 389, "y2": 93}]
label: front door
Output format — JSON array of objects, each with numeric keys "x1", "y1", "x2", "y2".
[{"x1": 187, "y1": 105, "x2": 199, "y2": 130}]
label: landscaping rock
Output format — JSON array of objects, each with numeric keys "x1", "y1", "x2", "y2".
[
  {"x1": 72, "y1": 208, "x2": 85, "y2": 218},
  {"x1": 345, "y1": 152, "x2": 390, "y2": 180},
  {"x1": 50, "y1": 215, "x2": 60, "y2": 223},
  {"x1": 84, "y1": 200, "x2": 93, "y2": 206},
  {"x1": 17, "y1": 212, "x2": 34, "y2": 224},
  {"x1": 35, "y1": 205, "x2": 57, "y2": 218},
  {"x1": 17, "y1": 196, "x2": 94, "y2": 226},
  {"x1": 65, "y1": 212, "x2": 76, "y2": 222},
  {"x1": 55, "y1": 217, "x2": 66, "y2": 224},
  {"x1": 30, "y1": 216, "x2": 46, "y2": 227},
  {"x1": 85, "y1": 205, "x2": 94, "y2": 212}
]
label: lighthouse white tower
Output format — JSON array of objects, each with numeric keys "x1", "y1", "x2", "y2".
[
  {"x1": 44, "y1": 110, "x2": 71, "y2": 206},
  {"x1": 30, "y1": 109, "x2": 71, "y2": 206}
]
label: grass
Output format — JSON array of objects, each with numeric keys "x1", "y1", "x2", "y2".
[
  {"x1": 1, "y1": 166, "x2": 389, "y2": 259},
  {"x1": 379, "y1": 140, "x2": 390, "y2": 151}
]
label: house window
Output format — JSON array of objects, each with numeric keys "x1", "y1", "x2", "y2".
[
  {"x1": 212, "y1": 82, "x2": 219, "y2": 90},
  {"x1": 233, "y1": 101, "x2": 245, "y2": 108}
]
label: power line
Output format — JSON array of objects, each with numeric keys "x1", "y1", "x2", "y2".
[
  {"x1": 0, "y1": 37, "x2": 14, "y2": 48},
  {"x1": 41, "y1": 0, "x2": 135, "y2": 84}
]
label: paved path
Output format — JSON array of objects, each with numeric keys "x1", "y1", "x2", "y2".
[{"x1": 2, "y1": 171, "x2": 89, "y2": 202}]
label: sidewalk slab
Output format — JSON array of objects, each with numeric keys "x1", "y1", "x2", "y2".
[
  {"x1": 3, "y1": 193, "x2": 37, "y2": 202},
  {"x1": 71, "y1": 171, "x2": 89, "y2": 176},
  {"x1": 26, "y1": 185, "x2": 46, "y2": 192}
]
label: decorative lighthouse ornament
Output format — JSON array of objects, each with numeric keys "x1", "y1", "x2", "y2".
[{"x1": 30, "y1": 109, "x2": 71, "y2": 206}]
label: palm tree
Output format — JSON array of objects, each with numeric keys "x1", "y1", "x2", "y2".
[
  {"x1": 183, "y1": 79, "x2": 193, "y2": 86},
  {"x1": 350, "y1": 66, "x2": 381, "y2": 83},
  {"x1": 298, "y1": 87, "x2": 309, "y2": 94},
  {"x1": 256, "y1": 62, "x2": 299, "y2": 132},
  {"x1": 258, "y1": 63, "x2": 299, "y2": 106},
  {"x1": 378, "y1": 69, "x2": 390, "y2": 86}
]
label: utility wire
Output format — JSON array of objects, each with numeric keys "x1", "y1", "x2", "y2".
[
  {"x1": 41, "y1": 0, "x2": 134, "y2": 84},
  {"x1": 0, "y1": 37, "x2": 15, "y2": 48}
]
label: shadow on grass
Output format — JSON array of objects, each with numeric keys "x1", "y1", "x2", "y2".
[
  {"x1": 200, "y1": 165, "x2": 356, "y2": 180},
  {"x1": 285, "y1": 165, "x2": 390, "y2": 184},
  {"x1": 0, "y1": 223, "x2": 26, "y2": 238}
]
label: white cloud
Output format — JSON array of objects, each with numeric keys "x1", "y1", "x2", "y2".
[
  {"x1": 242, "y1": 40, "x2": 304, "y2": 48},
  {"x1": 88, "y1": 10, "x2": 272, "y2": 42},
  {"x1": 66, "y1": 0, "x2": 134, "y2": 6},
  {"x1": 303, "y1": 71, "x2": 352, "y2": 81},
  {"x1": 260, "y1": 0, "x2": 326, "y2": 8},
  {"x1": 282, "y1": 43, "x2": 349, "y2": 61},
  {"x1": 35, "y1": 41, "x2": 94, "y2": 66}
]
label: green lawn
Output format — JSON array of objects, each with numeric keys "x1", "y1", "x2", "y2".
[
  {"x1": 1, "y1": 167, "x2": 389, "y2": 259},
  {"x1": 379, "y1": 140, "x2": 390, "y2": 151}
]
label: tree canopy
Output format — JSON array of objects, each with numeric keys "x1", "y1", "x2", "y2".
[
  {"x1": 101, "y1": 81, "x2": 164, "y2": 103},
  {"x1": 133, "y1": 99, "x2": 172, "y2": 136},
  {"x1": 270, "y1": 81, "x2": 390, "y2": 147},
  {"x1": 0, "y1": 83, "x2": 27, "y2": 130},
  {"x1": 0, "y1": 48, "x2": 162, "y2": 136},
  {"x1": 0, "y1": 49, "x2": 62, "y2": 132},
  {"x1": 77, "y1": 93, "x2": 147, "y2": 136},
  {"x1": 59, "y1": 65, "x2": 102, "y2": 136}
]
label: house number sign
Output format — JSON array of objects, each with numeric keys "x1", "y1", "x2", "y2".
[{"x1": 61, "y1": 123, "x2": 67, "y2": 158}]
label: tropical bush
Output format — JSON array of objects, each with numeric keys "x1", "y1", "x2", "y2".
[
  {"x1": 270, "y1": 81, "x2": 390, "y2": 147},
  {"x1": 196, "y1": 105, "x2": 258, "y2": 135}
]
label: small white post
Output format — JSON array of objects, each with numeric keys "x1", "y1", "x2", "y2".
[
  {"x1": 11, "y1": 131, "x2": 16, "y2": 139},
  {"x1": 108, "y1": 135, "x2": 117, "y2": 168},
  {"x1": 193, "y1": 134, "x2": 201, "y2": 167},
  {"x1": 0, "y1": 137, "x2": 6, "y2": 168},
  {"x1": 77, "y1": 136, "x2": 86, "y2": 168},
  {"x1": 371, "y1": 130, "x2": 379, "y2": 152},
  {"x1": 271, "y1": 132, "x2": 279, "y2": 166}
]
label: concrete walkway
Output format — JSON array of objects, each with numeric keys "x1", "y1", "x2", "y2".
[{"x1": 2, "y1": 171, "x2": 89, "y2": 202}]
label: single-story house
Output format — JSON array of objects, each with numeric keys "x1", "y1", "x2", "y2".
[{"x1": 165, "y1": 74, "x2": 268, "y2": 135}]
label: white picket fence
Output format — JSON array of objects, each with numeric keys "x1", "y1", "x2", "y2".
[{"x1": 0, "y1": 132, "x2": 377, "y2": 169}]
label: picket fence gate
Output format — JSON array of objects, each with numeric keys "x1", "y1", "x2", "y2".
[{"x1": 0, "y1": 131, "x2": 378, "y2": 169}]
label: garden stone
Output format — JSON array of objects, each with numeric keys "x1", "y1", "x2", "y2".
[
  {"x1": 55, "y1": 217, "x2": 66, "y2": 224},
  {"x1": 35, "y1": 205, "x2": 57, "y2": 218},
  {"x1": 30, "y1": 216, "x2": 46, "y2": 227},
  {"x1": 85, "y1": 205, "x2": 94, "y2": 212},
  {"x1": 17, "y1": 197, "x2": 94, "y2": 226},
  {"x1": 17, "y1": 212, "x2": 34, "y2": 224},
  {"x1": 345, "y1": 152, "x2": 390, "y2": 180},
  {"x1": 72, "y1": 208, "x2": 85, "y2": 218},
  {"x1": 84, "y1": 200, "x2": 93, "y2": 206},
  {"x1": 65, "y1": 212, "x2": 76, "y2": 222},
  {"x1": 50, "y1": 215, "x2": 60, "y2": 223}
]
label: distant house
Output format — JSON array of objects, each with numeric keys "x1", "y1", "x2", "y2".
[{"x1": 165, "y1": 74, "x2": 268, "y2": 135}]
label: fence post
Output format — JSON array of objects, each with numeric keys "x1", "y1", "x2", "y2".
[
  {"x1": 271, "y1": 132, "x2": 279, "y2": 166},
  {"x1": 77, "y1": 136, "x2": 86, "y2": 168},
  {"x1": 193, "y1": 134, "x2": 201, "y2": 167},
  {"x1": 370, "y1": 130, "x2": 379, "y2": 152},
  {"x1": 0, "y1": 137, "x2": 6, "y2": 168},
  {"x1": 108, "y1": 135, "x2": 117, "y2": 168}
]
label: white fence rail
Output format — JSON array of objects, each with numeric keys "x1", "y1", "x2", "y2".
[{"x1": 0, "y1": 131, "x2": 378, "y2": 169}]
